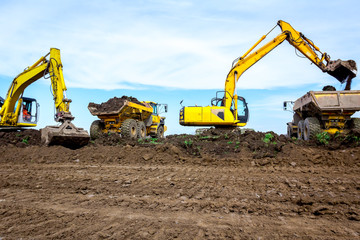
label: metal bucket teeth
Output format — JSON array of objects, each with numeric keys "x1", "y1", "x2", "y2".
[{"x1": 41, "y1": 121, "x2": 90, "y2": 148}]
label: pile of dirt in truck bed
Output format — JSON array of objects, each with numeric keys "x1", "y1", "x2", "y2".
[
  {"x1": 88, "y1": 96, "x2": 144, "y2": 113},
  {"x1": 0, "y1": 128, "x2": 359, "y2": 239}
]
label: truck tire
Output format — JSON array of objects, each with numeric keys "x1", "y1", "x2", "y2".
[
  {"x1": 90, "y1": 120, "x2": 104, "y2": 140},
  {"x1": 297, "y1": 120, "x2": 304, "y2": 140},
  {"x1": 287, "y1": 123, "x2": 296, "y2": 138},
  {"x1": 303, "y1": 117, "x2": 321, "y2": 141},
  {"x1": 121, "y1": 119, "x2": 138, "y2": 139},
  {"x1": 287, "y1": 124, "x2": 291, "y2": 138},
  {"x1": 137, "y1": 121, "x2": 146, "y2": 139},
  {"x1": 156, "y1": 125, "x2": 165, "y2": 138},
  {"x1": 350, "y1": 117, "x2": 360, "y2": 131}
]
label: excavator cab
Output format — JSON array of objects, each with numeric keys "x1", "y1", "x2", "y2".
[
  {"x1": 237, "y1": 97, "x2": 249, "y2": 124},
  {"x1": 19, "y1": 97, "x2": 39, "y2": 124},
  {"x1": 211, "y1": 91, "x2": 249, "y2": 124}
]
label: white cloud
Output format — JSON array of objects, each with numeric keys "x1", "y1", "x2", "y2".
[{"x1": 0, "y1": 0, "x2": 359, "y2": 91}]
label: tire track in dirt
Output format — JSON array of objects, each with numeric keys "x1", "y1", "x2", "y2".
[{"x1": 1, "y1": 129, "x2": 360, "y2": 239}]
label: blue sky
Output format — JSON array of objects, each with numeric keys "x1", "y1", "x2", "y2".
[{"x1": 1, "y1": 0, "x2": 359, "y2": 135}]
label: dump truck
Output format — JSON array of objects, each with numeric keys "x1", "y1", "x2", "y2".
[
  {"x1": 284, "y1": 89, "x2": 360, "y2": 140},
  {"x1": 88, "y1": 97, "x2": 167, "y2": 139},
  {"x1": 0, "y1": 48, "x2": 90, "y2": 147}
]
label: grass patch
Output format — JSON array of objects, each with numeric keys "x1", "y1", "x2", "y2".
[{"x1": 316, "y1": 132, "x2": 330, "y2": 145}]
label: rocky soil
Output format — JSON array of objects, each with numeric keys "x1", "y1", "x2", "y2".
[{"x1": 0, "y1": 129, "x2": 359, "y2": 239}]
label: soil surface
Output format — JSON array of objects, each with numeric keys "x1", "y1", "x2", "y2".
[
  {"x1": 88, "y1": 96, "x2": 144, "y2": 114},
  {"x1": 1, "y1": 129, "x2": 360, "y2": 239}
]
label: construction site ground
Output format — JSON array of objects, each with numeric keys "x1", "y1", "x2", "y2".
[{"x1": 0, "y1": 129, "x2": 359, "y2": 239}]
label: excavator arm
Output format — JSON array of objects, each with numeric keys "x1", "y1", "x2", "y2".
[
  {"x1": 0, "y1": 48, "x2": 89, "y2": 147},
  {"x1": 224, "y1": 20, "x2": 357, "y2": 109},
  {"x1": 180, "y1": 20, "x2": 357, "y2": 128},
  {"x1": 0, "y1": 48, "x2": 72, "y2": 124}
]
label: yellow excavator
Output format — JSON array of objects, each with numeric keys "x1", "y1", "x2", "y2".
[
  {"x1": 179, "y1": 20, "x2": 357, "y2": 128},
  {"x1": 0, "y1": 48, "x2": 90, "y2": 147}
]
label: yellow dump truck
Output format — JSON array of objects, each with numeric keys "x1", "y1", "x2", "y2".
[
  {"x1": 88, "y1": 98, "x2": 167, "y2": 139},
  {"x1": 284, "y1": 89, "x2": 360, "y2": 140}
]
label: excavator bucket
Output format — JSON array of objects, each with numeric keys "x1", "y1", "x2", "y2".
[
  {"x1": 41, "y1": 121, "x2": 90, "y2": 148},
  {"x1": 325, "y1": 59, "x2": 357, "y2": 83}
]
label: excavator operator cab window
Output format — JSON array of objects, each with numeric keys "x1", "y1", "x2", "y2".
[
  {"x1": 0, "y1": 96, "x2": 4, "y2": 108},
  {"x1": 19, "y1": 97, "x2": 39, "y2": 124},
  {"x1": 237, "y1": 97, "x2": 249, "y2": 123}
]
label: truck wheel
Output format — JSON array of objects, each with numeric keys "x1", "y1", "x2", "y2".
[
  {"x1": 156, "y1": 125, "x2": 165, "y2": 138},
  {"x1": 303, "y1": 117, "x2": 321, "y2": 141},
  {"x1": 90, "y1": 120, "x2": 104, "y2": 140},
  {"x1": 350, "y1": 117, "x2": 360, "y2": 131},
  {"x1": 122, "y1": 119, "x2": 138, "y2": 139},
  {"x1": 137, "y1": 121, "x2": 146, "y2": 139},
  {"x1": 297, "y1": 120, "x2": 304, "y2": 140},
  {"x1": 287, "y1": 122, "x2": 296, "y2": 138},
  {"x1": 287, "y1": 125, "x2": 291, "y2": 138}
]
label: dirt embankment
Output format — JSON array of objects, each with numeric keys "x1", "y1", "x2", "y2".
[{"x1": 0, "y1": 128, "x2": 359, "y2": 239}]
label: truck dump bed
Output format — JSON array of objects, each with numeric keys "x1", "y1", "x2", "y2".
[
  {"x1": 88, "y1": 98, "x2": 153, "y2": 119},
  {"x1": 293, "y1": 90, "x2": 360, "y2": 112}
]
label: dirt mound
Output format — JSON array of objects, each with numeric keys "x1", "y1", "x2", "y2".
[
  {"x1": 313, "y1": 130, "x2": 360, "y2": 149},
  {"x1": 88, "y1": 96, "x2": 144, "y2": 113},
  {"x1": 166, "y1": 129, "x2": 288, "y2": 159},
  {"x1": 0, "y1": 131, "x2": 359, "y2": 239},
  {"x1": 91, "y1": 132, "x2": 138, "y2": 146},
  {"x1": 0, "y1": 129, "x2": 40, "y2": 147},
  {"x1": 2, "y1": 127, "x2": 359, "y2": 154}
]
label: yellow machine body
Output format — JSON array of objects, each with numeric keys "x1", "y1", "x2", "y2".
[
  {"x1": 285, "y1": 90, "x2": 360, "y2": 140},
  {"x1": 180, "y1": 20, "x2": 356, "y2": 128},
  {"x1": 89, "y1": 100, "x2": 168, "y2": 139},
  {"x1": 0, "y1": 48, "x2": 90, "y2": 146}
]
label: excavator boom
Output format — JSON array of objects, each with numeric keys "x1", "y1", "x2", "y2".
[
  {"x1": 0, "y1": 48, "x2": 89, "y2": 147},
  {"x1": 180, "y1": 20, "x2": 357, "y2": 127}
]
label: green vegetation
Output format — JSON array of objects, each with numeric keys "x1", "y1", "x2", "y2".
[
  {"x1": 316, "y1": 132, "x2": 330, "y2": 145},
  {"x1": 150, "y1": 138, "x2": 159, "y2": 144},
  {"x1": 199, "y1": 135, "x2": 210, "y2": 140},
  {"x1": 199, "y1": 135, "x2": 220, "y2": 140},
  {"x1": 262, "y1": 133, "x2": 277, "y2": 146},
  {"x1": 345, "y1": 134, "x2": 360, "y2": 144},
  {"x1": 137, "y1": 137, "x2": 162, "y2": 145},
  {"x1": 184, "y1": 139, "x2": 193, "y2": 148},
  {"x1": 263, "y1": 133, "x2": 274, "y2": 143},
  {"x1": 22, "y1": 136, "x2": 29, "y2": 144}
]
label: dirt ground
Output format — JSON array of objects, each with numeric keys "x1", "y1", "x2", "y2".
[{"x1": 0, "y1": 129, "x2": 359, "y2": 239}]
